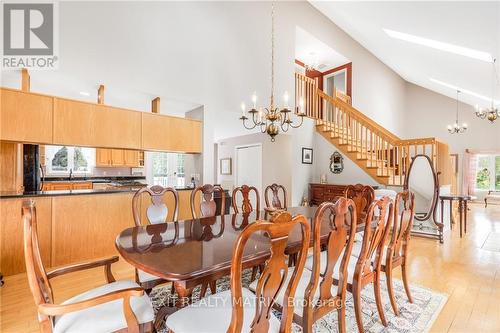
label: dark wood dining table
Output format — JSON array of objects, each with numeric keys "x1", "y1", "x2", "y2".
[{"x1": 115, "y1": 206, "x2": 363, "y2": 327}]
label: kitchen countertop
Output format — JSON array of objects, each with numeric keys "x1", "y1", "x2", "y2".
[
  {"x1": 44, "y1": 176, "x2": 146, "y2": 183},
  {"x1": 0, "y1": 186, "x2": 196, "y2": 199}
]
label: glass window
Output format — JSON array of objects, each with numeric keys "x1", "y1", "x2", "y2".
[
  {"x1": 476, "y1": 156, "x2": 490, "y2": 190},
  {"x1": 45, "y1": 146, "x2": 95, "y2": 175},
  {"x1": 475, "y1": 154, "x2": 500, "y2": 191},
  {"x1": 151, "y1": 152, "x2": 186, "y2": 187}
]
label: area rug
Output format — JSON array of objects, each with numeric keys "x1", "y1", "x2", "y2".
[{"x1": 150, "y1": 269, "x2": 447, "y2": 333}]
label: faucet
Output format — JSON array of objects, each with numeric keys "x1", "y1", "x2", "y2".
[{"x1": 69, "y1": 168, "x2": 73, "y2": 181}]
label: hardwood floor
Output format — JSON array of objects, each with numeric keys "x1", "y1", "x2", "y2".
[{"x1": 1, "y1": 203, "x2": 500, "y2": 332}]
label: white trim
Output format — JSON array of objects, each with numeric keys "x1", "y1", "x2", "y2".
[
  {"x1": 323, "y1": 68, "x2": 347, "y2": 96},
  {"x1": 234, "y1": 143, "x2": 263, "y2": 204}
]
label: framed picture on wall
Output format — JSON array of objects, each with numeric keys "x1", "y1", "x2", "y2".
[
  {"x1": 220, "y1": 158, "x2": 232, "y2": 175},
  {"x1": 302, "y1": 148, "x2": 313, "y2": 164}
]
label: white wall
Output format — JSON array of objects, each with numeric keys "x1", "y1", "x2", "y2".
[{"x1": 216, "y1": 133, "x2": 292, "y2": 206}]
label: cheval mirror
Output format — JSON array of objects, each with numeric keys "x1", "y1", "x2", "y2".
[{"x1": 404, "y1": 154, "x2": 444, "y2": 242}]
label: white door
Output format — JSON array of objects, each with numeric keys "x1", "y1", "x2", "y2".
[{"x1": 236, "y1": 144, "x2": 262, "y2": 197}]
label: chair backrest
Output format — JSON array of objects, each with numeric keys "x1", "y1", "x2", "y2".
[
  {"x1": 355, "y1": 196, "x2": 393, "y2": 278},
  {"x1": 132, "y1": 185, "x2": 179, "y2": 226},
  {"x1": 232, "y1": 185, "x2": 260, "y2": 214},
  {"x1": 344, "y1": 184, "x2": 375, "y2": 224},
  {"x1": 228, "y1": 211, "x2": 310, "y2": 333},
  {"x1": 22, "y1": 200, "x2": 54, "y2": 331},
  {"x1": 264, "y1": 183, "x2": 287, "y2": 210},
  {"x1": 387, "y1": 191, "x2": 415, "y2": 262},
  {"x1": 190, "y1": 184, "x2": 225, "y2": 218},
  {"x1": 305, "y1": 198, "x2": 357, "y2": 316}
]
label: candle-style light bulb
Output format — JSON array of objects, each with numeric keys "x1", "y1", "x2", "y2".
[
  {"x1": 251, "y1": 92, "x2": 257, "y2": 109},
  {"x1": 258, "y1": 108, "x2": 263, "y2": 123},
  {"x1": 462, "y1": 123, "x2": 468, "y2": 129},
  {"x1": 447, "y1": 125, "x2": 452, "y2": 130},
  {"x1": 283, "y1": 91, "x2": 289, "y2": 108},
  {"x1": 241, "y1": 102, "x2": 246, "y2": 117}
]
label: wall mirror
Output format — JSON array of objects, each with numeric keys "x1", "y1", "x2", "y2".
[
  {"x1": 329, "y1": 151, "x2": 344, "y2": 174},
  {"x1": 404, "y1": 154, "x2": 443, "y2": 241}
]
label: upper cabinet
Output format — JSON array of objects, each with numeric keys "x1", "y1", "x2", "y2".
[
  {"x1": 142, "y1": 113, "x2": 202, "y2": 153},
  {"x1": 0, "y1": 88, "x2": 202, "y2": 154},
  {"x1": 1, "y1": 89, "x2": 53, "y2": 143}
]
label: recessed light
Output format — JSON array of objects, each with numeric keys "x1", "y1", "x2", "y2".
[
  {"x1": 79, "y1": 91, "x2": 90, "y2": 96},
  {"x1": 384, "y1": 28, "x2": 493, "y2": 63},
  {"x1": 430, "y1": 78, "x2": 499, "y2": 104}
]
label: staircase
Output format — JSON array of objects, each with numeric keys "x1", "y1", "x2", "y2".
[{"x1": 295, "y1": 73, "x2": 450, "y2": 186}]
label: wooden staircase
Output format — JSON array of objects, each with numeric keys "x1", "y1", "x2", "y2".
[{"x1": 295, "y1": 73, "x2": 450, "y2": 186}]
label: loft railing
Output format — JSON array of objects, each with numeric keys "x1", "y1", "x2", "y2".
[{"x1": 295, "y1": 72, "x2": 450, "y2": 186}]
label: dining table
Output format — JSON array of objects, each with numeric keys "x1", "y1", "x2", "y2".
[{"x1": 115, "y1": 206, "x2": 365, "y2": 328}]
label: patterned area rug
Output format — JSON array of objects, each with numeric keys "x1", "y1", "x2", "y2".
[{"x1": 151, "y1": 269, "x2": 447, "y2": 333}]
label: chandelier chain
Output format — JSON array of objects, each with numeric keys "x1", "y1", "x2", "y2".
[{"x1": 270, "y1": 2, "x2": 275, "y2": 109}]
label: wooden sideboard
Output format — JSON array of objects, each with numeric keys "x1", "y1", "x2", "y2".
[{"x1": 309, "y1": 183, "x2": 348, "y2": 206}]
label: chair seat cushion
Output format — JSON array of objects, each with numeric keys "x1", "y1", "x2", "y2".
[
  {"x1": 304, "y1": 242, "x2": 362, "y2": 274},
  {"x1": 138, "y1": 269, "x2": 163, "y2": 283},
  {"x1": 249, "y1": 267, "x2": 337, "y2": 316},
  {"x1": 54, "y1": 280, "x2": 154, "y2": 333},
  {"x1": 165, "y1": 288, "x2": 281, "y2": 333},
  {"x1": 303, "y1": 251, "x2": 359, "y2": 285}
]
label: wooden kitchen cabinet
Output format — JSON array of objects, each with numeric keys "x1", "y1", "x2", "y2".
[
  {"x1": 0, "y1": 197, "x2": 52, "y2": 275},
  {"x1": 42, "y1": 181, "x2": 93, "y2": 191},
  {"x1": 53, "y1": 98, "x2": 96, "y2": 146},
  {"x1": 51, "y1": 192, "x2": 136, "y2": 266},
  {"x1": 96, "y1": 148, "x2": 142, "y2": 167},
  {"x1": 142, "y1": 113, "x2": 202, "y2": 153},
  {"x1": 1, "y1": 88, "x2": 53, "y2": 143},
  {"x1": 124, "y1": 149, "x2": 140, "y2": 167}
]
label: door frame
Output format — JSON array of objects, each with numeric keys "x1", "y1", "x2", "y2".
[{"x1": 323, "y1": 68, "x2": 348, "y2": 96}]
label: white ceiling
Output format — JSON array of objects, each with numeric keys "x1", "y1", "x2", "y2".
[
  {"x1": 295, "y1": 26, "x2": 350, "y2": 72},
  {"x1": 310, "y1": 1, "x2": 500, "y2": 108}
]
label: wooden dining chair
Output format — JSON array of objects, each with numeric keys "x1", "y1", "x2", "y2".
[
  {"x1": 344, "y1": 184, "x2": 375, "y2": 225},
  {"x1": 22, "y1": 200, "x2": 154, "y2": 333},
  {"x1": 190, "y1": 184, "x2": 225, "y2": 218},
  {"x1": 132, "y1": 185, "x2": 179, "y2": 292},
  {"x1": 265, "y1": 183, "x2": 287, "y2": 210},
  {"x1": 265, "y1": 198, "x2": 358, "y2": 333},
  {"x1": 346, "y1": 196, "x2": 394, "y2": 333},
  {"x1": 232, "y1": 184, "x2": 260, "y2": 214},
  {"x1": 382, "y1": 190, "x2": 415, "y2": 315},
  {"x1": 165, "y1": 210, "x2": 310, "y2": 333},
  {"x1": 232, "y1": 185, "x2": 262, "y2": 281}
]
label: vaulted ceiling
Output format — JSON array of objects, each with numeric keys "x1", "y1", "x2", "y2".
[{"x1": 310, "y1": 1, "x2": 500, "y2": 108}]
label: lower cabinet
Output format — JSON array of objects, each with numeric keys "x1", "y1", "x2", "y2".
[
  {"x1": 309, "y1": 183, "x2": 348, "y2": 206},
  {"x1": 42, "y1": 181, "x2": 93, "y2": 191},
  {"x1": 0, "y1": 197, "x2": 52, "y2": 276}
]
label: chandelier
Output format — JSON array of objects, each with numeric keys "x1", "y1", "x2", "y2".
[
  {"x1": 447, "y1": 90, "x2": 467, "y2": 134},
  {"x1": 475, "y1": 59, "x2": 499, "y2": 123},
  {"x1": 239, "y1": 2, "x2": 306, "y2": 142},
  {"x1": 304, "y1": 52, "x2": 319, "y2": 72}
]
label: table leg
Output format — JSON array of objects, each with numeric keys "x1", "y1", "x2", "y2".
[
  {"x1": 459, "y1": 200, "x2": 463, "y2": 238},
  {"x1": 440, "y1": 199, "x2": 444, "y2": 228},
  {"x1": 449, "y1": 200, "x2": 453, "y2": 230},
  {"x1": 173, "y1": 281, "x2": 194, "y2": 308},
  {"x1": 464, "y1": 201, "x2": 468, "y2": 234}
]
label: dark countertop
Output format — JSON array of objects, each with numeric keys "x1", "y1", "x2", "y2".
[
  {"x1": 44, "y1": 176, "x2": 146, "y2": 183},
  {"x1": 0, "y1": 186, "x2": 195, "y2": 199}
]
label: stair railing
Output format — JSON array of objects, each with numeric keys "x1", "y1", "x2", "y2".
[{"x1": 295, "y1": 72, "x2": 450, "y2": 186}]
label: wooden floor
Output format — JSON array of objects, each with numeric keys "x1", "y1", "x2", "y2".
[{"x1": 1, "y1": 203, "x2": 500, "y2": 332}]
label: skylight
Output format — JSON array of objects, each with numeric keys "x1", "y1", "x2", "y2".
[
  {"x1": 430, "y1": 78, "x2": 499, "y2": 105},
  {"x1": 384, "y1": 28, "x2": 493, "y2": 63}
]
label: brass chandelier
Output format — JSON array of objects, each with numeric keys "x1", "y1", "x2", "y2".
[
  {"x1": 447, "y1": 90, "x2": 467, "y2": 134},
  {"x1": 475, "y1": 59, "x2": 499, "y2": 123},
  {"x1": 239, "y1": 2, "x2": 306, "y2": 142}
]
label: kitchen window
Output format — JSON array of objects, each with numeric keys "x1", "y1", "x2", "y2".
[
  {"x1": 475, "y1": 155, "x2": 500, "y2": 191},
  {"x1": 45, "y1": 145, "x2": 95, "y2": 175}
]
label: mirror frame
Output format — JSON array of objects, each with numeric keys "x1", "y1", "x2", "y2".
[{"x1": 403, "y1": 154, "x2": 440, "y2": 224}]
